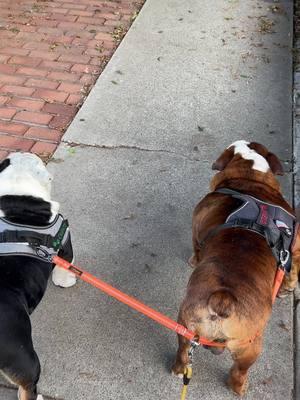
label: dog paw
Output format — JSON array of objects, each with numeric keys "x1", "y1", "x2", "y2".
[
  {"x1": 171, "y1": 363, "x2": 185, "y2": 378},
  {"x1": 37, "y1": 395, "x2": 44, "y2": 400},
  {"x1": 228, "y1": 376, "x2": 248, "y2": 396},
  {"x1": 171, "y1": 370, "x2": 184, "y2": 379},
  {"x1": 52, "y1": 266, "x2": 76, "y2": 288}
]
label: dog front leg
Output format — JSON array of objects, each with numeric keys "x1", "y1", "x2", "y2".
[{"x1": 172, "y1": 333, "x2": 191, "y2": 377}]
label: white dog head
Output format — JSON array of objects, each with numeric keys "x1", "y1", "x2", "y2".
[{"x1": 0, "y1": 153, "x2": 59, "y2": 220}]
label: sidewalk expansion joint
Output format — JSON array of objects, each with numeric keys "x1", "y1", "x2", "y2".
[{"x1": 62, "y1": 140, "x2": 208, "y2": 163}]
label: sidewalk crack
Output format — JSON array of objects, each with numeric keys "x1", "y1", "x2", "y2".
[{"x1": 62, "y1": 140, "x2": 206, "y2": 163}]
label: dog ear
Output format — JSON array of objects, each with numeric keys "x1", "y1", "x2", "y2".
[
  {"x1": 249, "y1": 142, "x2": 284, "y2": 176},
  {"x1": 266, "y1": 153, "x2": 284, "y2": 176},
  {"x1": 0, "y1": 158, "x2": 10, "y2": 173},
  {"x1": 212, "y1": 147, "x2": 234, "y2": 171}
]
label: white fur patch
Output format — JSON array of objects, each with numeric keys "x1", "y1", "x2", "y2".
[
  {"x1": 52, "y1": 266, "x2": 76, "y2": 288},
  {"x1": 228, "y1": 140, "x2": 270, "y2": 173},
  {"x1": 0, "y1": 153, "x2": 59, "y2": 220},
  {"x1": 18, "y1": 389, "x2": 43, "y2": 400}
]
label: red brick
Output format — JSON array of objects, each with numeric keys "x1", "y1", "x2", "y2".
[
  {"x1": 49, "y1": 14, "x2": 77, "y2": 22},
  {"x1": 94, "y1": 32, "x2": 114, "y2": 41},
  {"x1": 71, "y1": 37, "x2": 91, "y2": 47},
  {"x1": 86, "y1": 39, "x2": 105, "y2": 49},
  {"x1": 42, "y1": 102, "x2": 77, "y2": 116},
  {"x1": 40, "y1": 60, "x2": 72, "y2": 71},
  {"x1": 0, "y1": 74, "x2": 26, "y2": 85},
  {"x1": 68, "y1": 10, "x2": 94, "y2": 17},
  {"x1": 47, "y1": 70, "x2": 81, "y2": 82},
  {"x1": 31, "y1": 141, "x2": 57, "y2": 155},
  {"x1": 29, "y1": 51, "x2": 60, "y2": 61},
  {"x1": 31, "y1": 19, "x2": 59, "y2": 28},
  {"x1": 45, "y1": 7, "x2": 69, "y2": 14},
  {"x1": 102, "y1": 40, "x2": 116, "y2": 50},
  {"x1": 23, "y1": 42, "x2": 53, "y2": 51},
  {"x1": 58, "y1": 54, "x2": 90, "y2": 64},
  {"x1": 8, "y1": 98, "x2": 45, "y2": 112},
  {"x1": 58, "y1": 82, "x2": 83, "y2": 93},
  {"x1": 97, "y1": 13, "x2": 120, "y2": 20},
  {"x1": 71, "y1": 64, "x2": 100, "y2": 74},
  {"x1": 66, "y1": 94, "x2": 83, "y2": 105},
  {"x1": 0, "y1": 135, "x2": 34, "y2": 151},
  {"x1": 14, "y1": 111, "x2": 53, "y2": 125},
  {"x1": 49, "y1": 114, "x2": 72, "y2": 130},
  {"x1": 0, "y1": 85, "x2": 35, "y2": 97},
  {"x1": 0, "y1": 47, "x2": 30, "y2": 56},
  {"x1": 104, "y1": 19, "x2": 124, "y2": 27},
  {"x1": 0, "y1": 55, "x2": 10, "y2": 63},
  {"x1": 77, "y1": 16, "x2": 105, "y2": 25},
  {"x1": 63, "y1": 3, "x2": 86, "y2": 10},
  {"x1": 24, "y1": 126, "x2": 62, "y2": 141},
  {"x1": 33, "y1": 89, "x2": 69, "y2": 103},
  {"x1": 16, "y1": 32, "x2": 46, "y2": 42},
  {"x1": 0, "y1": 64, "x2": 17, "y2": 75},
  {"x1": 0, "y1": 150, "x2": 9, "y2": 160},
  {"x1": 0, "y1": 121, "x2": 29, "y2": 135},
  {"x1": 57, "y1": 21, "x2": 87, "y2": 30},
  {"x1": 25, "y1": 78, "x2": 59, "y2": 90},
  {"x1": 80, "y1": 74, "x2": 97, "y2": 85},
  {"x1": 8, "y1": 56, "x2": 42, "y2": 67},
  {"x1": 17, "y1": 67, "x2": 48, "y2": 78},
  {"x1": 37, "y1": 27, "x2": 65, "y2": 36},
  {"x1": 46, "y1": 35, "x2": 74, "y2": 45},
  {"x1": 90, "y1": 54, "x2": 110, "y2": 64},
  {"x1": 0, "y1": 108, "x2": 17, "y2": 119},
  {"x1": 0, "y1": 96, "x2": 9, "y2": 106}
]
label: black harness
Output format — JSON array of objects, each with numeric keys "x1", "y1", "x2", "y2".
[
  {"x1": 199, "y1": 188, "x2": 296, "y2": 272},
  {"x1": 0, "y1": 214, "x2": 71, "y2": 263}
]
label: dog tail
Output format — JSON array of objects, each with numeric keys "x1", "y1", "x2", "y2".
[{"x1": 207, "y1": 289, "x2": 236, "y2": 319}]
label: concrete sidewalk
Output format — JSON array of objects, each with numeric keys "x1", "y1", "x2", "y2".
[{"x1": 3, "y1": 0, "x2": 294, "y2": 399}]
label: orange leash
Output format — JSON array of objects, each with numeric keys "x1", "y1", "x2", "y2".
[
  {"x1": 272, "y1": 267, "x2": 285, "y2": 304},
  {"x1": 53, "y1": 256, "x2": 285, "y2": 348},
  {"x1": 53, "y1": 256, "x2": 226, "y2": 348}
]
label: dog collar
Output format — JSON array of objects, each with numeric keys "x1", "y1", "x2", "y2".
[
  {"x1": 199, "y1": 188, "x2": 296, "y2": 273},
  {"x1": 0, "y1": 214, "x2": 70, "y2": 263}
]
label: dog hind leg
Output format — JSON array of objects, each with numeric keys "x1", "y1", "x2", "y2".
[{"x1": 228, "y1": 336, "x2": 263, "y2": 395}]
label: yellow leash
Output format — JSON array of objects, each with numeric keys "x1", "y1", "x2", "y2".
[
  {"x1": 179, "y1": 340, "x2": 198, "y2": 400},
  {"x1": 180, "y1": 365, "x2": 193, "y2": 400}
]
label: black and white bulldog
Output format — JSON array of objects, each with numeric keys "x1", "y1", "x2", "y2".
[{"x1": 0, "y1": 153, "x2": 76, "y2": 400}]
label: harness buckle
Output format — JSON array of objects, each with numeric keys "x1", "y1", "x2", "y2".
[
  {"x1": 279, "y1": 250, "x2": 290, "y2": 267},
  {"x1": 35, "y1": 246, "x2": 52, "y2": 263}
]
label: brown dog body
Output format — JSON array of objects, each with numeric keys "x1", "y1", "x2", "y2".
[{"x1": 172, "y1": 141, "x2": 300, "y2": 395}]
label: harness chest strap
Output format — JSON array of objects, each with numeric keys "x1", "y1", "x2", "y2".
[{"x1": 0, "y1": 214, "x2": 70, "y2": 262}]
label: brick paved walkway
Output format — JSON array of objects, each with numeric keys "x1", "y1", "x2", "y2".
[{"x1": 0, "y1": 0, "x2": 144, "y2": 161}]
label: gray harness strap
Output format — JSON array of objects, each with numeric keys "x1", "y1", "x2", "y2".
[
  {"x1": 199, "y1": 188, "x2": 296, "y2": 272},
  {"x1": 0, "y1": 214, "x2": 70, "y2": 263}
]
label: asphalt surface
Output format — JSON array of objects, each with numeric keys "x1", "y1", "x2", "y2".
[{"x1": 0, "y1": 0, "x2": 295, "y2": 399}]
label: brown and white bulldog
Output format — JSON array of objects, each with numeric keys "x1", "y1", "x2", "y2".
[{"x1": 172, "y1": 140, "x2": 300, "y2": 395}]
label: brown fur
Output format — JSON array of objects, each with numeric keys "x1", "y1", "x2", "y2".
[{"x1": 172, "y1": 142, "x2": 300, "y2": 395}]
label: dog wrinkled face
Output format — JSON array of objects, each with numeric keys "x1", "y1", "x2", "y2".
[
  {"x1": 212, "y1": 140, "x2": 284, "y2": 176},
  {"x1": 0, "y1": 153, "x2": 59, "y2": 219}
]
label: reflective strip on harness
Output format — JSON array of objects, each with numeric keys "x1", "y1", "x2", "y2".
[{"x1": 0, "y1": 214, "x2": 70, "y2": 262}]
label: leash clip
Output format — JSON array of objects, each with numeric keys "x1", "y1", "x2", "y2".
[
  {"x1": 35, "y1": 246, "x2": 53, "y2": 263},
  {"x1": 280, "y1": 249, "x2": 290, "y2": 267}
]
